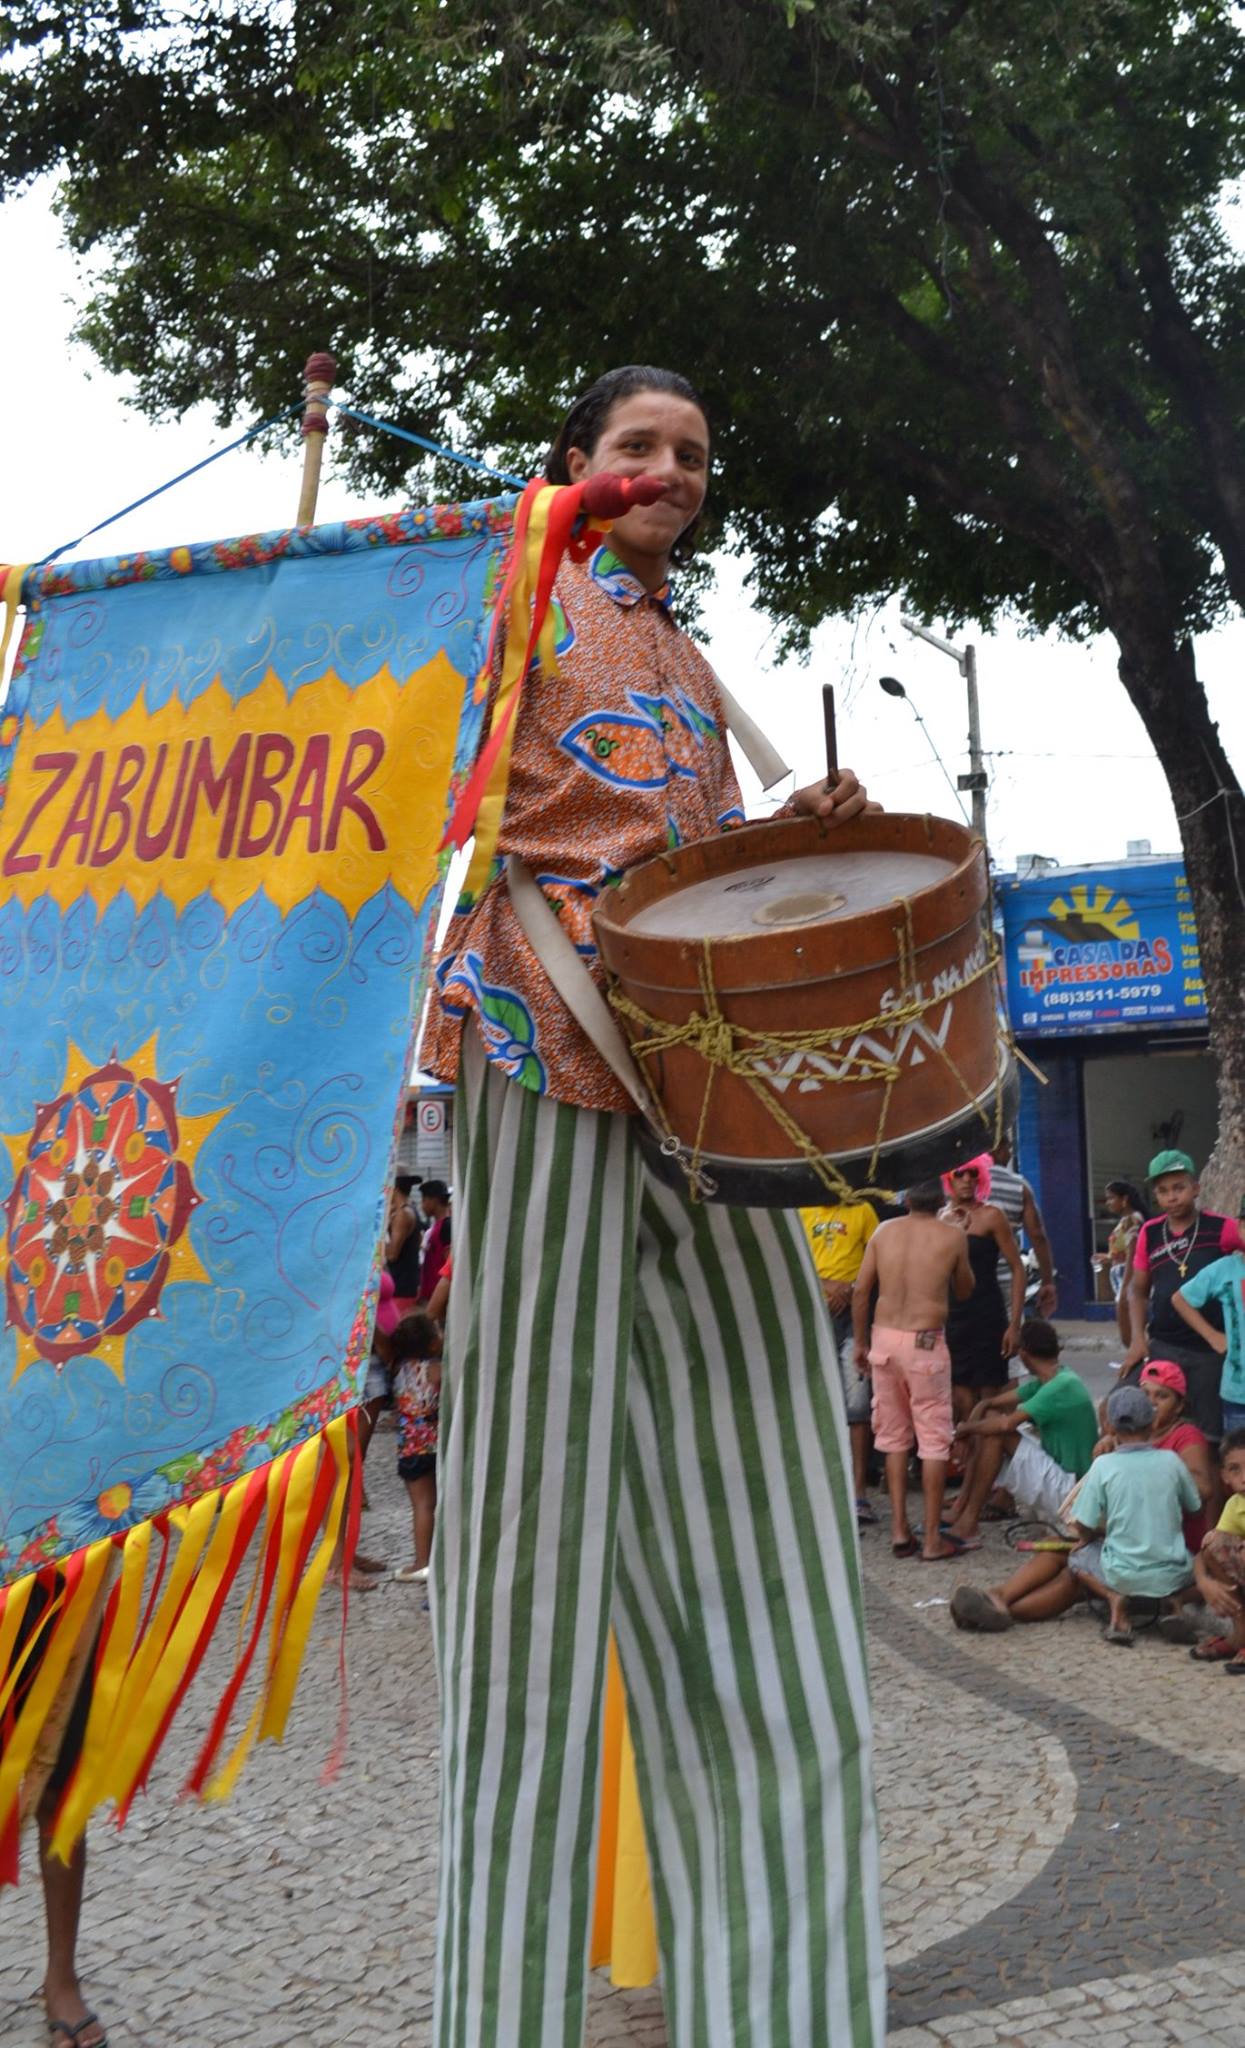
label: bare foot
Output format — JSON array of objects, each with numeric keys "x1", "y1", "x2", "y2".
[
  {"x1": 328, "y1": 1564, "x2": 378, "y2": 1593},
  {"x1": 352, "y1": 1551, "x2": 387, "y2": 1574},
  {"x1": 44, "y1": 1976, "x2": 106, "y2": 2048}
]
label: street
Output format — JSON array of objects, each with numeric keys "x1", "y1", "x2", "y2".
[{"x1": 2, "y1": 1326, "x2": 1243, "y2": 2047}]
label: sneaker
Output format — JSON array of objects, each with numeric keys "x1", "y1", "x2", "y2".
[{"x1": 393, "y1": 1563, "x2": 430, "y2": 1584}]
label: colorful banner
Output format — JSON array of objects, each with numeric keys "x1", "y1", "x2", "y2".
[
  {"x1": 1000, "y1": 859, "x2": 1206, "y2": 1037},
  {"x1": 0, "y1": 497, "x2": 511, "y2": 1588}
]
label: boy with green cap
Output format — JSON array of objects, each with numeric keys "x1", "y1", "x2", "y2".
[{"x1": 1122, "y1": 1149, "x2": 1245, "y2": 1442}]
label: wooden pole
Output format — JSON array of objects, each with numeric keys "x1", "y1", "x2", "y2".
[
  {"x1": 822, "y1": 682, "x2": 838, "y2": 784},
  {"x1": 296, "y1": 350, "x2": 338, "y2": 527}
]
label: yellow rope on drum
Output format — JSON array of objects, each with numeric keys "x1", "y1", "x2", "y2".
[{"x1": 608, "y1": 898, "x2": 1033, "y2": 1204}]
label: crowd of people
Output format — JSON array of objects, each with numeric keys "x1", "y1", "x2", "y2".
[
  {"x1": 340, "y1": 1172, "x2": 453, "y2": 1600},
  {"x1": 802, "y1": 1143, "x2": 1245, "y2": 1663}
]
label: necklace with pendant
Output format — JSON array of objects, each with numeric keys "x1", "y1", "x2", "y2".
[{"x1": 1162, "y1": 1211, "x2": 1197, "y2": 1279}]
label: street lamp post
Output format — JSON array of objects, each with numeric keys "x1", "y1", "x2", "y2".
[
  {"x1": 899, "y1": 616, "x2": 989, "y2": 843},
  {"x1": 877, "y1": 676, "x2": 971, "y2": 825}
]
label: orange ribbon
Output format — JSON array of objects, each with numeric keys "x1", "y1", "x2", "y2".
[{"x1": 442, "y1": 478, "x2": 597, "y2": 900}]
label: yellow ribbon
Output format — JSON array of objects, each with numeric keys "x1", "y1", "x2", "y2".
[
  {"x1": 49, "y1": 1521, "x2": 153, "y2": 1856},
  {"x1": 204, "y1": 1429, "x2": 323, "y2": 1801},
  {"x1": 0, "y1": 1542, "x2": 112, "y2": 1831},
  {"x1": 259, "y1": 1414, "x2": 351, "y2": 1743},
  {"x1": 0, "y1": 1572, "x2": 39, "y2": 1725},
  {"x1": 461, "y1": 485, "x2": 560, "y2": 903}
]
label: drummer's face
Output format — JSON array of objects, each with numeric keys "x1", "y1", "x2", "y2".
[{"x1": 566, "y1": 391, "x2": 709, "y2": 579}]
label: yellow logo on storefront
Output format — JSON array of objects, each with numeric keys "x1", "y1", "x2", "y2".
[{"x1": 1045, "y1": 882, "x2": 1140, "y2": 941}]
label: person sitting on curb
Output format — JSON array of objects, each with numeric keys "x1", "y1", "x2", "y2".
[
  {"x1": 1098, "y1": 1360, "x2": 1216, "y2": 1553},
  {"x1": 851, "y1": 1179, "x2": 974, "y2": 1561},
  {"x1": 951, "y1": 1383, "x2": 1200, "y2": 1641},
  {"x1": 944, "y1": 1319, "x2": 1098, "y2": 1545},
  {"x1": 1191, "y1": 1427, "x2": 1245, "y2": 1668}
]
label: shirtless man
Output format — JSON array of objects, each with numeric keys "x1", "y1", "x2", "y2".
[{"x1": 852, "y1": 1180, "x2": 975, "y2": 1559}]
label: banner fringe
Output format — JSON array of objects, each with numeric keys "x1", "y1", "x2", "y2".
[{"x1": 0, "y1": 1412, "x2": 358, "y2": 1881}]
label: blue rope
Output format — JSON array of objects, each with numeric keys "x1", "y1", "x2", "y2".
[
  {"x1": 330, "y1": 401, "x2": 528, "y2": 490},
  {"x1": 34, "y1": 400, "x2": 307, "y2": 568},
  {"x1": 33, "y1": 392, "x2": 526, "y2": 572}
]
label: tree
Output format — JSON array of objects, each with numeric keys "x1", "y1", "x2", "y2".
[{"x1": 5, "y1": 0, "x2": 1245, "y2": 1202}]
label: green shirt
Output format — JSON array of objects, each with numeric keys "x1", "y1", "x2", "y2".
[
  {"x1": 1015, "y1": 1367, "x2": 1099, "y2": 1478},
  {"x1": 1074, "y1": 1445, "x2": 1200, "y2": 1596}
]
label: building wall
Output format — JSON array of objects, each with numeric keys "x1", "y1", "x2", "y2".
[
  {"x1": 1018, "y1": 1035, "x2": 1216, "y2": 1311},
  {"x1": 1018, "y1": 1046, "x2": 1089, "y2": 1311},
  {"x1": 1082, "y1": 1045, "x2": 1218, "y2": 1210}
]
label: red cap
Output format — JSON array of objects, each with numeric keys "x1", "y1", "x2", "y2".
[{"x1": 1140, "y1": 1359, "x2": 1187, "y2": 1396}]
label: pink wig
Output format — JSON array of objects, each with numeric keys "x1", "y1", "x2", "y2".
[{"x1": 941, "y1": 1153, "x2": 993, "y2": 1203}]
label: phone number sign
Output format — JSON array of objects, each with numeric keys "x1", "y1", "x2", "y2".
[{"x1": 1001, "y1": 860, "x2": 1206, "y2": 1037}]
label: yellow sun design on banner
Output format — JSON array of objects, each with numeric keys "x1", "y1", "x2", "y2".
[{"x1": 2, "y1": 1038, "x2": 226, "y2": 1386}]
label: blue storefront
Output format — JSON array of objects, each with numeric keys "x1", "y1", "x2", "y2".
[{"x1": 999, "y1": 856, "x2": 1213, "y2": 1317}]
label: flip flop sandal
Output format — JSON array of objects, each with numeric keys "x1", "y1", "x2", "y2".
[
  {"x1": 950, "y1": 1584, "x2": 1013, "y2": 1632},
  {"x1": 855, "y1": 1496, "x2": 878, "y2": 1525},
  {"x1": 48, "y1": 2016, "x2": 108, "y2": 2047},
  {"x1": 1103, "y1": 1624, "x2": 1135, "y2": 1646},
  {"x1": 920, "y1": 1539, "x2": 969, "y2": 1561},
  {"x1": 891, "y1": 1538, "x2": 920, "y2": 1558},
  {"x1": 1156, "y1": 1612, "x2": 1200, "y2": 1645},
  {"x1": 1223, "y1": 1655, "x2": 1245, "y2": 1675},
  {"x1": 1189, "y1": 1636, "x2": 1237, "y2": 1662}
]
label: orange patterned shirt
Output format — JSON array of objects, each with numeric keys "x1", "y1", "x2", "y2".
[{"x1": 420, "y1": 546, "x2": 753, "y2": 1113}]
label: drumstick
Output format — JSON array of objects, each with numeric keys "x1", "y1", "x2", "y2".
[{"x1": 822, "y1": 683, "x2": 838, "y2": 786}]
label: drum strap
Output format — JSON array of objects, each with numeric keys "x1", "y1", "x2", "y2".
[
  {"x1": 505, "y1": 855, "x2": 660, "y2": 1126},
  {"x1": 712, "y1": 675, "x2": 790, "y2": 791}
]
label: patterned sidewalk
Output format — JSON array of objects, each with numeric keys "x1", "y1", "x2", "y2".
[{"x1": 2, "y1": 1438, "x2": 1243, "y2": 2046}]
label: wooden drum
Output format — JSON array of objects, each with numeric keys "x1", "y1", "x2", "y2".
[{"x1": 592, "y1": 811, "x2": 1015, "y2": 1206}]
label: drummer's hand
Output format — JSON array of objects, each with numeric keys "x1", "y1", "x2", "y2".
[{"x1": 792, "y1": 768, "x2": 880, "y2": 824}]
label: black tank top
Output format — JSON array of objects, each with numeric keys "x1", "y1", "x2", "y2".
[
  {"x1": 387, "y1": 1215, "x2": 425, "y2": 1296},
  {"x1": 948, "y1": 1231, "x2": 1007, "y2": 1329}
]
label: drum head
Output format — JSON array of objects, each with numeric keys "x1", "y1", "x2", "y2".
[{"x1": 623, "y1": 847, "x2": 955, "y2": 941}]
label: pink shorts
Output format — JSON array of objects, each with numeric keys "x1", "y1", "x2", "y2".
[{"x1": 867, "y1": 1326, "x2": 954, "y2": 1460}]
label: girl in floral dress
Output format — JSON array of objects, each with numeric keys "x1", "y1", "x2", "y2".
[{"x1": 391, "y1": 1313, "x2": 441, "y2": 1586}]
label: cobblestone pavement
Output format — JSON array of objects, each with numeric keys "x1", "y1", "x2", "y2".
[{"x1": 3, "y1": 1379, "x2": 1244, "y2": 2046}]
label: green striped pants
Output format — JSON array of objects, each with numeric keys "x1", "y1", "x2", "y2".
[{"x1": 433, "y1": 1035, "x2": 885, "y2": 2047}]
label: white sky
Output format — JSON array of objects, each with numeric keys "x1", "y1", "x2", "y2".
[{"x1": 3, "y1": 177, "x2": 1242, "y2": 874}]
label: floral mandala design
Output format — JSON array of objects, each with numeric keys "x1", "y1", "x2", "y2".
[{"x1": 2, "y1": 1038, "x2": 224, "y2": 1384}]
